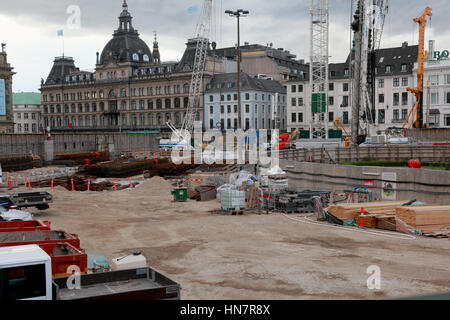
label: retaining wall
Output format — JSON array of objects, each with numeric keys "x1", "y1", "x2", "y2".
[{"x1": 281, "y1": 159, "x2": 450, "y2": 205}]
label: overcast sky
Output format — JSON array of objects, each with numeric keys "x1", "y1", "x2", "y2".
[{"x1": 1, "y1": 0, "x2": 449, "y2": 92}]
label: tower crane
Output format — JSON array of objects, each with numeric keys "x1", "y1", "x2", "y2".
[
  {"x1": 402, "y1": 7, "x2": 432, "y2": 129},
  {"x1": 351, "y1": 0, "x2": 389, "y2": 145},
  {"x1": 167, "y1": 0, "x2": 213, "y2": 148}
]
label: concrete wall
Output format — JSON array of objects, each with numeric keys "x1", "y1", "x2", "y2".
[
  {"x1": 0, "y1": 133, "x2": 159, "y2": 158},
  {"x1": 281, "y1": 159, "x2": 450, "y2": 205}
]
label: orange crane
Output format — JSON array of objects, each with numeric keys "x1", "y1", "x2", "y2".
[{"x1": 403, "y1": 7, "x2": 432, "y2": 129}]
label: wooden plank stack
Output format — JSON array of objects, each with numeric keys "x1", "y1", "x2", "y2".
[
  {"x1": 395, "y1": 206, "x2": 450, "y2": 235},
  {"x1": 327, "y1": 201, "x2": 406, "y2": 221}
]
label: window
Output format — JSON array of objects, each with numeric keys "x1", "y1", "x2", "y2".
[
  {"x1": 291, "y1": 113, "x2": 297, "y2": 123},
  {"x1": 378, "y1": 109, "x2": 385, "y2": 124},
  {"x1": 393, "y1": 109, "x2": 399, "y2": 120},
  {"x1": 430, "y1": 75, "x2": 439, "y2": 86},
  {"x1": 343, "y1": 111, "x2": 349, "y2": 124},
  {"x1": 329, "y1": 96, "x2": 334, "y2": 106},
  {"x1": 227, "y1": 105, "x2": 231, "y2": 114},
  {"x1": 393, "y1": 93, "x2": 399, "y2": 106},
  {"x1": 209, "y1": 95, "x2": 214, "y2": 102},
  {"x1": 298, "y1": 85, "x2": 303, "y2": 92},
  {"x1": 220, "y1": 95, "x2": 224, "y2": 102},
  {"x1": 24, "y1": 113, "x2": 28, "y2": 120},
  {"x1": 445, "y1": 114, "x2": 450, "y2": 127},
  {"x1": 343, "y1": 83, "x2": 349, "y2": 92},
  {"x1": 431, "y1": 92, "x2": 439, "y2": 105},
  {"x1": 245, "y1": 105, "x2": 250, "y2": 113},
  {"x1": 447, "y1": 92, "x2": 450, "y2": 104},
  {"x1": 220, "y1": 105, "x2": 224, "y2": 114},
  {"x1": 342, "y1": 96, "x2": 349, "y2": 107},
  {"x1": 165, "y1": 99, "x2": 171, "y2": 109},
  {"x1": 402, "y1": 109, "x2": 408, "y2": 120},
  {"x1": 446, "y1": 75, "x2": 450, "y2": 84},
  {"x1": 298, "y1": 98, "x2": 304, "y2": 106},
  {"x1": 402, "y1": 92, "x2": 408, "y2": 105},
  {"x1": 291, "y1": 98, "x2": 297, "y2": 107},
  {"x1": 209, "y1": 119, "x2": 214, "y2": 129},
  {"x1": 291, "y1": 85, "x2": 297, "y2": 93},
  {"x1": 379, "y1": 94, "x2": 385, "y2": 103},
  {"x1": 245, "y1": 93, "x2": 250, "y2": 100},
  {"x1": 402, "y1": 77, "x2": 408, "y2": 87},
  {"x1": 328, "y1": 112, "x2": 334, "y2": 122},
  {"x1": 386, "y1": 65, "x2": 392, "y2": 73},
  {"x1": 378, "y1": 79, "x2": 384, "y2": 89},
  {"x1": 1, "y1": 264, "x2": 47, "y2": 300},
  {"x1": 227, "y1": 94, "x2": 231, "y2": 101},
  {"x1": 393, "y1": 78, "x2": 400, "y2": 87},
  {"x1": 329, "y1": 83, "x2": 334, "y2": 91},
  {"x1": 298, "y1": 112, "x2": 303, "y2": 123},
  {"x1": 210, "y1": 106, "x2": 214, "y2": 114},
  {"x1": 401, "y1": 64, "x2": 408, "y2": 72}
]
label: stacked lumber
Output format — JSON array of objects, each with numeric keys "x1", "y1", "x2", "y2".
[
  {"x1": 327, "y1": 201, "x2": 406, "y2": 221},
  {"x1": 395, "y1": 206, "x2": 450, "y2": 235}
]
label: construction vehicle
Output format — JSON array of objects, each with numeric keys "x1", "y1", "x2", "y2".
[
  {"x1": 333, "y1": 118, "x2": 352, "y2": 147},
  {"x1": 403, "y1": 7, "x2": 433, "y2": 129},
  {"x1": 0, "y1": 245, "x2": 181, "y2": 300},
  {"x1": 278, "y1": 128, "x2": 301, "y2": 150}
]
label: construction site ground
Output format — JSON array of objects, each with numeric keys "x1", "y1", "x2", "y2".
[{"x1": 16, "y1": 176, "x2": 450, "y2": 300}]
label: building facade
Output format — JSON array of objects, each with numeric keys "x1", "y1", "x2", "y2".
[
  {"x1": 419, "y1": 56, "x2": 450, "y2": 128},
  {"x1": 40, "y1": 1, "x2": 226, "y2": 134},
  {"x1": 12, "y1": 92, "x2": 42, "y2": 134},
  {"x1": 287, "y1": 42, "x2": 418, "y2": 135},
  {"x1": 204, "y1": 72, "x2": 287, "y2": 131},
  {"x1": 0, "y1": 44, "x2": 15, "y2": 134},
  {"x1": 215, "y1": 44, "x2": 309, "y2": 84}
]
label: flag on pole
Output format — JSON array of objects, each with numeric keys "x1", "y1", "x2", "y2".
[{"x1": 57, "y1": 30, "x2": 64, "y2": 37}]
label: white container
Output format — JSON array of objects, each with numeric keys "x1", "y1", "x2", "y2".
[{"x1": 111, "y1": 253, "x2": 147, "y2": 271}]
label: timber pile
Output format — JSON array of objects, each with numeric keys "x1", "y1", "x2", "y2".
[
  {"x1": 395, "y1": 206, "x2": 450, "y2": 236},
  {"x1": 327, "y1": 201, "x2": 406, "y2": 221}
]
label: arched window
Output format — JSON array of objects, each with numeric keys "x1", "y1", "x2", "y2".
[
  {"x1": 100, "y1": 116, "x2": 105, "y2": 127},
  {"x1": 175, "y1": 112, "x2": 181, "y2": 126},
  {"x1": 78, "y1": 104, "x2": 83, "y2": 113},
  {"x1": 57, "y1": 117, "x2": 62, "y2": 127},
  {"x1": 121, "y1": 88, "x2": 127, "y2": 98},
  {"x1": 133, "y1": 53, "x2": 139, "y2": 61},
  {"x1": 165, "y1": 99, "x2": 171, "y2": 109},
  {"x1": 184, "y1": 97, "x2": 189, "y2": 108},
  {"x1": 85, "y1": 116, "x2": 90, "y2": 126},
  {"x1": 121, "y1": 101, "x2": 127, "y2": 110},
  {"x1": 78, "y1": 116, "x2": 83, "y2": 126},
  {"x1": 109, "y1": 90, "x2": 116, "y2": 98},
  {"x1": 183, "y1": 83, "x2": 190, "y2": 93},
  {"x1": 100, "y1": 102, "x2": 105, "y2": 112},
  {"x1": 85, "y1": 103, "x2": 90, "y2": 113},
  {"x1": 148, "y1": 114, "x2": 154, "y2": 126},
  {"x1": 71, "y1": 116, "x2": 76, "y2": 126},
  {"x1": 174, "y1": 97, "x2": 180, "y2": 109},
  {"x1": 147, "y1": 99, "x2": 153, "y2": 110},
  {"x1": 165, "y1": 113, "x2": 171, "y2": 123},
  {"x1": 156, "y1": 99, "x2": 162, "y2": 109},
  {"x1": 143, "y1": 54, "x2": 150, "y2": 62},
  {"x1": 156, "y1": 113, "x2": 162, "y2": 125},
  {"x1": 99, "y1": 90, "x2": 104, "y2": 99},
  {"x1": 92, "y1": 103, "x2": 97, "y2": 112},
  {"x1": 71, "y1": 104, "x2": 76, "y2": 113}
]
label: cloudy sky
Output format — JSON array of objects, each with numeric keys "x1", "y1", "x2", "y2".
[{"x1": 1, "y1": 0, "x2": 449, "y2": 92}]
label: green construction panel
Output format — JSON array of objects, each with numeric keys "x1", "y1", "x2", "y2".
[
  {"x1": 299, "y1": 130, "x2": 310, "y2": 139},
  {"x1": 312, "y1": 93, "x2": 327, "y2": 113},
  {"x1": 328, "y1": 129, "x2": 343, "y2": 139}
]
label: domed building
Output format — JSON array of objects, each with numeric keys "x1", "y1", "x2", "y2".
[{"x1": 40, "y1": 0, "x2": 226, "y2": 133}]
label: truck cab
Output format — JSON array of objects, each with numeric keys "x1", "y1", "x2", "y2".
[{"x1": 0, "y1": 245, "x2": 53, "y2": 300}]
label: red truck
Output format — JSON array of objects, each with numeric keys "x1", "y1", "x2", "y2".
[
  {"x1": 0, "y1": 220, "x2": 51, "y2": 233},
  {"x1": 0, "y1": 230, "x2": 81, "y2": 249}
]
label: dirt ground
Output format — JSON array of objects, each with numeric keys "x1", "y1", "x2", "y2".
[{"x1": 14, "y1": 176, "x2": 450, "y2": 300}]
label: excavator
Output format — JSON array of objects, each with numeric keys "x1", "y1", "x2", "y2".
[
  {"x1": 333, "y1": 118, "x2": 352, "y2": 147},
  {"x1": 277, "y1": 128, "x2": 301, "y2": 150},
  {"x1": 403, "y1": 7, "x2": 432, "y2": 129}
]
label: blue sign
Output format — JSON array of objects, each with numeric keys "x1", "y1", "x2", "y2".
[{"x1": 0, "y1": 79, "x2": 6, "y2": 116}]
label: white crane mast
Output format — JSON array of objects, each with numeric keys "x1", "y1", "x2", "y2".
[
  {"x1": 309, "y1": 0, "x2": 329, "y2": 140},
  {"x1": 168, "y1": 0, "x2": 213, "y2": 146}
]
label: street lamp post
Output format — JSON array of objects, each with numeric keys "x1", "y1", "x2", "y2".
[{"x1": 225, "y1": 9, "x2": 249, "y2": 130}]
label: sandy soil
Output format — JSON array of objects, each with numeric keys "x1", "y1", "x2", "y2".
[{"x1": 18, "y1": 176, "x2": 450, "y2": 300}]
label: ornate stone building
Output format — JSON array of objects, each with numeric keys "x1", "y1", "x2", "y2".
[
  {"x1": 40, "y1": 1, "x2": 224, "y2": 133},
  {"x1": 0, "y1": 43, "x2": 15, "y2": 134}
]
